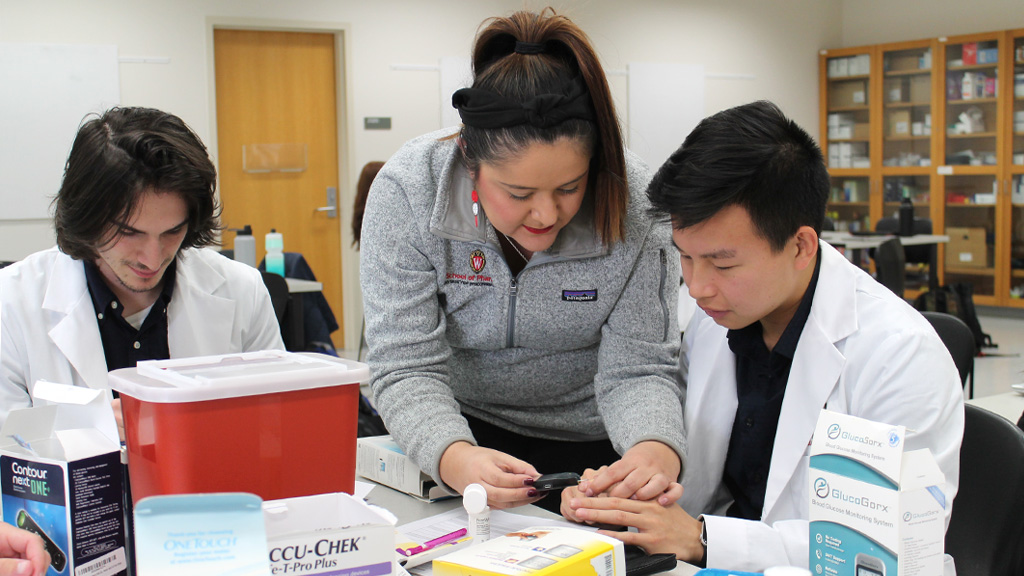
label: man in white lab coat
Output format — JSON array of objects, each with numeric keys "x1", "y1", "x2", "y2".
[
  {"x1": 0, "y1": 107, "x2": 284, "y2": 427},
  {"x1": 564, "y1": 101, "x2": 963, "y2": 572}
]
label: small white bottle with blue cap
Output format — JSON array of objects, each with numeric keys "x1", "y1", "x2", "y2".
[{"x1": 464, "y1": 483, "x2": 490, "y2": 543}]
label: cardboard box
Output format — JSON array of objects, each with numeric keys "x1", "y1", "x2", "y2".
[
  {"x1": 978, "y1": 48, "x2": 999, "y2": 64},
  {"x1": 962, "y1": 42, "x2": 978, "y2": 65},
  {"x1": 910, "y1": 75, "x2": 931, "y2": 103},
  {"x1": 356, "y1": 436, "x2": 451, "y2": 502},
  {"x1": 809, "y1": 410, "x2": 947, "y2": 576},
  {"x1": 263, "y1": 492, "x2": 396, "y2": 576},
  {"x1": 0, "y1": 382, "x2": 128, "y2": 576},
  {"x1": 945, "y1": 227, "x2": 988, "y2": 268},
  {"x1": 433, "y1": 526, "x2": 625, "y2": 576},
  {"x1": 888, "y1": 110, "x2": 911, "y2": 136},
  {"x1": 888, "y1": 54, "x2": 921, "y2": 72},
  {"x1": 830, "y1": 81, "x2": 866, "y2": 108}
]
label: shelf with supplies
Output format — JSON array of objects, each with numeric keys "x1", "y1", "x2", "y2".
[{"x1": 821, "y1": 31, "x2": 1024, "y2": 307}]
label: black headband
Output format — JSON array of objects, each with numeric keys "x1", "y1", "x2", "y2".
[
  {"x1": 452, "y1": 77, "x2": 594, "y2": 129},
  {"x1": 514, "y1": 41, "x2": 545, "y2": 54}
]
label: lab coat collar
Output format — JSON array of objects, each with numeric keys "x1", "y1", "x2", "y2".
[
  {"x1": 43, "y1": 256, "x2": 108, "y2": 390},
  {"x1": 166, "y1": 249, "x2": 237, "y2": 358},
  {"x1": 762, "y1": 242, "x2": 856, "y2": 522}
]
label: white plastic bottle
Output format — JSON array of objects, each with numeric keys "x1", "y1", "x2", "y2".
[
  {"x1": 463, "y1": 484, "x2": 490, "y2": 543},
  {"x1": 233, "y1": 225, "x2": 256, "y2": 268},
  {"x1": 265, "y1": 229, "x2": 285, "y2": 277}
]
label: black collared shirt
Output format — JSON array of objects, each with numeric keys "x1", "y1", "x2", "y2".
[
  {"x1": 721, "y1": 251, "x2": 821, "y2": 520},
  {"x1": 84, "y1": 259, "x2": 176, "y2": 373}
]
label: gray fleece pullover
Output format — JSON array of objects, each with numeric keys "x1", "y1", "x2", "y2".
[{"x1": 359, "y1": 128, "x2": 685, "y2": 490}]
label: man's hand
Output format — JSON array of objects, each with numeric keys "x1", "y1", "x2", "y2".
[
  {"x1": 578, "y1": 441, "x2": 681, "y2": 501},
  {"x1": 566, "y1": 496, "x2": 703, "y2": 562},
  {"x1": 439, "y1": 442, "x2": 543, "y2": 509}
]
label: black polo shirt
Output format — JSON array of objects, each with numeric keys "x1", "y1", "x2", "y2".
[
  {"x1": 721, "y1": 251, "x2": 821, "y2": 520},
  {"x1": 84, "y1": 259, "x2": 176, "y2": 373}
]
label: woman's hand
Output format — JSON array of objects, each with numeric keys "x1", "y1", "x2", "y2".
[
  {"x1": 578, "y1": 441, "x2": 681, "y2": 501},
  {"x1": 0, "y1": 522, "x2": 50, "y2": 576},
  {"x1": 439, "y1": 442, "x2": 543, "y2": 509},
  {"x1": 566, "y1": 496, "x2": 703, "y2": 562}
]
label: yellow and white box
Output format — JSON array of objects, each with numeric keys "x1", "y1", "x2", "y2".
[
  {"x1": 433, "y1": 525, "x2": 624, "y2": 576},
  {"x1": 263, "y1": 492, "x2": 396, "y2": 576},
  {"x1": 809, "y1": 410, "x2": 947, "y2": 576}
]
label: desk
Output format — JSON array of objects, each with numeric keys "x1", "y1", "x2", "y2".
[
  {"x1": 279, "y1": 278, "x2": 323, "y2": 351},
  {"x1": 966, "y1": 391, "x2": 1024, "y2": 423},
  {"x1": 820, "y1": 232, "x2": 949, "y2": 292},
  {"x1": 364, "y1": 482, "x2": 699, "y2": 576}
]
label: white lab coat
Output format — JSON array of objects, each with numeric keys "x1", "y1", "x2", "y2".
[
  {"x1": 679, "y1": 242, "x2": 964, "y2": 572},
  {"x1": 0, "y1": 247, "x2": 285, "y2": 424}
]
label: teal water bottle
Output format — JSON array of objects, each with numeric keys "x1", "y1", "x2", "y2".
[{"x1": 265, "y1": 229, "x2": 285, "y2": 277}]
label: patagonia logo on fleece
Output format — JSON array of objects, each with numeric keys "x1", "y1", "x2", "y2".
[{"x1": 562, "y1": 289, "x2": 597, "y2": 302}]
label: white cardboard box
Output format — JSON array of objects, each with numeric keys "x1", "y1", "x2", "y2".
[
  {"x1": 0, "y1": 382, "x2": 128, "y2": 576},
  {"x1": 264, "y1": 492, "x2": 396, "y2": 576},
  {"x1": 356, "y1": 436, "x2": 450, "y2": 502},
  {"x1": 809, "y1": 410, "x2": 946, "y2": 576}
]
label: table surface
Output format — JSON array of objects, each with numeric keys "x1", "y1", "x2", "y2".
[
  {"x1": 285, "y1": 277, "x2": 323, "y2": 293},
  {"x1": 821, "y1": 231, "x2": 949, "y2": 250},
  {"x1": 966, "y1": 390, "x2": 1024, "y2": 423},
  {"x1": 363, "y1": 481, "x2": 699, "y2": 576}
]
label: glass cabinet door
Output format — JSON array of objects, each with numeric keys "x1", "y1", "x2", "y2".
[
  {"x1": 944, "y1": 37, "x2": 1000, "y2": 167},
  {"x1": 825, "y1": 52, "x2": 872, "y2": 170},
  {"x1": 1013, "y1": 34, "x2": 1024, "y2": 168},
  {"x1": 882, "y1": 47, "x2": 933, "y2": 168},
  {"x1": 827, "y1": 176, "x2": 871, "y2": 232},
  {"x1": 944, "y1": 174, "x2": 998, "y2": 298}
]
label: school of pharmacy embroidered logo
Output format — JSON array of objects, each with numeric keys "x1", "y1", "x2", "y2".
[
  {"x1": 562, "y1": 289, "x2": 597, "y2": 302},
  {"x1": 827, "y1": 424, "x2": 841, "y2": 439},
  {"x1": 814, "y1": 478, "x2": 830, "y2": 499},
  {"x1": 470, "y1": 250, "x2": 486, "y2": 273}
]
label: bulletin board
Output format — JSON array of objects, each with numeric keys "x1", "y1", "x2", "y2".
[{"x1": 0, "y1": 44, "x2": 119, "y2": 220}]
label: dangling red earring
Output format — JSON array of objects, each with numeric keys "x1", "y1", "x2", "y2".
[{"x1": 471, "y1": 190, "x2": 479, "y2": 227}]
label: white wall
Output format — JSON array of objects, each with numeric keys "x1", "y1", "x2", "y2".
[
  {"x1": 0, "y1": 0, "x2": 842, "y2": 351},
  {"x1": 840, "y1": 0, "x2": 1024, "y2": 47}
]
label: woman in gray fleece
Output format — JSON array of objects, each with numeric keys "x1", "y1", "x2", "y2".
[{"x1": 359, "y1": 9, "x2": 684, "y2": 514}]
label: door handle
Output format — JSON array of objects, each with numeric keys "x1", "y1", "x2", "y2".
[{"x1": 316, "y1": 187, "x2": 337, "y2": 219}]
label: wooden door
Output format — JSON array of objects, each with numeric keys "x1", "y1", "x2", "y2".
[{"x1": 214, "y1": 29, "x2": 344, "y2": 347}]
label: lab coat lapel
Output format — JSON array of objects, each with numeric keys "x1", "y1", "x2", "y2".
[
  {"x1": 680, "y1": 318, "x2": 738, "y2": 512},
  {"x1": 762, "y1": 243, "x2": 857, "y2": 521},
  {"x1": 43, "y1": 257, "x2": 108, "y2": 389},
  {"x1": 167, "y1": 250, "x2": 236, "y2": 357}
]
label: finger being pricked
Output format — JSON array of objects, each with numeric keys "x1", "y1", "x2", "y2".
[
  {"x1": 578, "y1": 463, "x2": 629, "y2": 497},
  {"x1": 606, "y1": 471, "x2": 675, "y2": 501}
]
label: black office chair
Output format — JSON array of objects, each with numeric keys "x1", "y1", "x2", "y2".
[
  {"x1": 921, "y1": 311, "x2": 976, "y2": 398},
  {"x1": 876, "y1": 216, "x2": 933, "y2": 287},
  {"x1": 259, "y1": 269, "x2": 290, "y2": 332},
  {"x1": 945, "y1": 404, "x2": 1024, "y2": 576},
  {"x1": 873, "y1": 237, "x2": 905, "y2": 297}
]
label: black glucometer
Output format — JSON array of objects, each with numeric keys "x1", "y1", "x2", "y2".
[
  {"x1": 17, "y1": 509, "x2": 67, "y2": 572},
  {"x1": 533, "y1": 472, "x2": 582, "y2": 492}
]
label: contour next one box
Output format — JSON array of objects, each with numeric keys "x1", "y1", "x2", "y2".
[
  {"x1": 263, "y1": 492, "x2": 396, "y2": 576},
  {"x1": 433, "y1": 525, "x2": 625, "y2": 576},
  {"x1": 0, "y1": 382, "x2": 128, "y2": 576},
  {"x1": 809, "y1": 410, "x2": 946, "y2": 576}
]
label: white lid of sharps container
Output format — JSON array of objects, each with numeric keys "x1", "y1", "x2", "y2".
[{"x1": 108, "y1": 350, "x2": 369, "y2": 403}]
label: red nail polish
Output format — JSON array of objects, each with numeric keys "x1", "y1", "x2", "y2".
[
  {"x1": 527, "y1": 489, "x2": 539, "y2": 497},
  {"x1": 523, "y1": 478, "x2": 535, "y2": 486}
]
